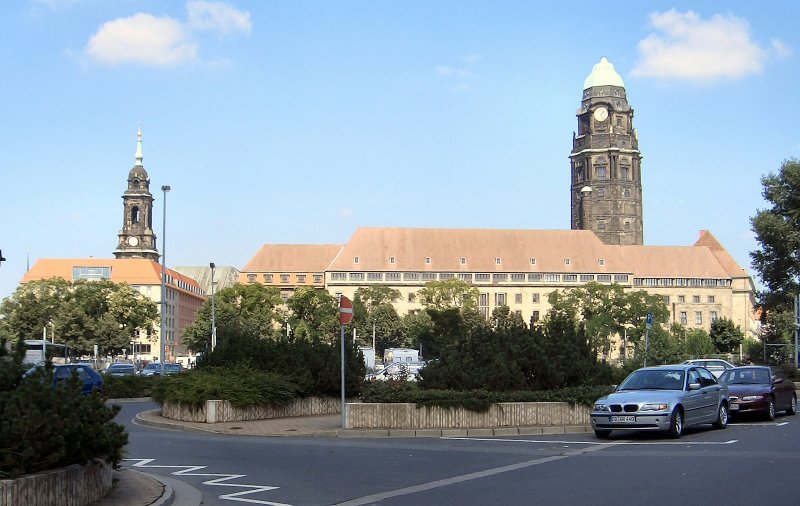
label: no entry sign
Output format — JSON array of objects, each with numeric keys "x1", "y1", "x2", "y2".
[{"x1": 339, "y1": 295, "x2": 353, "y2": 325}]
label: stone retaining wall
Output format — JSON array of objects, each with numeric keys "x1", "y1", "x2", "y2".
[
  {"x1": 346, "y1": 402, "x2": 590, "y2": 429},
  {"x1": 162, "y1": 397, "x2": 341, "y2": 423},
  {"x1": 0, "y1": 459, "x2": 112, "y2": 506}
]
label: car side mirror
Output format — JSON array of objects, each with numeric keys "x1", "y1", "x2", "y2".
[
  {"x1": 773, "y1": 377, "x2": 783, "y2": 384},
  {"x1": 688, "y1": 382, "x2": 702, "y2": 390},
  {"x1": 611, "y1": 384, "x2": 618, "y2": 391}
]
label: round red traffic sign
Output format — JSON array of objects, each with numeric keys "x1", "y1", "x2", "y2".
[{"x1": 339, "y1": 295, "x2": 353, "y2": 325}]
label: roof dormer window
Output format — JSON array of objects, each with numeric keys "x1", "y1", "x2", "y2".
[
  {"x1": 495, "y1": 257, "x2": 502, "y2": 265},
  {"x1": 389, "y1": 257, "x2": 396, "y2": 264},
  {"x1": 425, "y1": 257, "x2": 431, "y2": 264},
  {"x1": 353, "y1": 256, "x2": 360, "y2": 264},
  {"x1": 564, "y1": 258, "x2": 571, "y2": 266},
  {"x1": 530, "y1": 258, "x2": 536, "y2": 265},
  {"x1": 460, "y1": 257, "x2": 466, "y2": 265}
]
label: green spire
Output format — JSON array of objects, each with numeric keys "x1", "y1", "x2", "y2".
[{"x1": 135, "y1": 123, "x2": 143, "y2": 167}]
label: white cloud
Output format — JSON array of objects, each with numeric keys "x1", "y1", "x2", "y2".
[
  {"x1": 85, "y1": 13, "x2": 197, "y2": 66},
  {"x1": 186, "y1": 1, "x2": 252, "y2": 35},
  {"x1": 632, "y1": 9, "x2": 790, "y2": 82}
]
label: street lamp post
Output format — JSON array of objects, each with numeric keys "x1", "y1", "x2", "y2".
[
  {"x1": 160, "y1": 185, "x2": 171, "y2": 376},
  {"x1": 210, "y1": 262, "x2": 217, "y2": 351}
]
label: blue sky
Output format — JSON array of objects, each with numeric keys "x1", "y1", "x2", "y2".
[{"x1": 1, "y1": 0, "x2": 797, "y2": 300}]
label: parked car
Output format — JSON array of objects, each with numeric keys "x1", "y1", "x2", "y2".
[
  {"x1": 718, "y1": 366, "x2": 797, "y2": 420},
  {"x1": 590, "y1": 364, "x2": 729, "y2": 439},
  {"x1": 682, "y1": 358, "x2": 735, "y2": 378},
  {"x1": 104, "y1": 362, "x2": 137, "y2": 376},
  {"x1": 140, "y1": 362, "x2": 182, "y2": 376}
]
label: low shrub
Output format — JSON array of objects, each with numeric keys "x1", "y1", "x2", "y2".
[
  {"x1": 103, "y1": 374, "x2": 160, "y2": 399},
  {"x1": 151, "y1": 367, "x2": 302, "y2": 408},
  {"x1": 360, "y1": 381, "x2": 614, "y2": 412},
  {"x1": 0, "y1": 363, "x2": 128, "y2": 480}
]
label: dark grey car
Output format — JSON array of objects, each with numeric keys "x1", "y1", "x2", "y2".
[{"x1": 591, "y1": 364, "x2": 729, "y2": 439}]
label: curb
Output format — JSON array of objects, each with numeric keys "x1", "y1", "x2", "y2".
[{"x1": 148, "y1": 473, "x2": 203, "y2": 506}]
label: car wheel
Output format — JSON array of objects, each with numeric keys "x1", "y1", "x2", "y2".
[
  {"x1": 766, "y1": 398, "x2": 776, "y2": 421},
  {"x1": 713, "y1": 402, "x2": 728, "y2": 429},
  {"x1": 786, "y1": 395, "x2": 796, "y2": 416},
  {"x1": 668, "y1": 408, "x2": 683, "y2": 439},
  {"x1": 594, "y1": 429, "x2": 611, "y2": 439}
]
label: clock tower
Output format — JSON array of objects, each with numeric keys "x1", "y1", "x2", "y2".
[
  {"x1": 114, "y1": 127, "x2": 159, "y2": 261},
  {"x1": 569, "y1": 57, "x2": 643, "y2": 245}
]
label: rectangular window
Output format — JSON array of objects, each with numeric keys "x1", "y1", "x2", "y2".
[
  {"x1": 460, "y1": 257, "x2": 467, "y2": 265},
  {"x1": 349, "y1": 273, "x2": 364, "y2": 281},
  {"x1": 313, "y1": 274, "x2": 323, "y2": 283},
  {"x1": 493, "y1": 273, "x2": 508, "y2": 282},
  {"x1": 408, "y1": 292, "x2": 416, "y2": 303},
  {"x1": 693, "y1": 295, "x2": 700, "y2": 303},
  {"x1": 564, "y1": 274, "x2": 578, "y2": 282},
  {"x1": 511, "y1": 273, "x2": 525, "y2": 282},
  {"x1": 531, "y1": 310, "x2": 540, "y2": 323},
  {"x1": 596, "y1": 165, "x2": 608, "y2": 180},
  {"x1": 296, "y1": 275, "x2": 306, "y2": 283},
  {"x1": 353, "y1": 256, "x2": 359, "y2": 264},
  {"x1": 621, "y1": 166, "x2": 629, "y2": 180},
  {"x1": 404, "y1": 272, "x2": 420, "y2": 281},
  {"x1": 247, "y1": 274, "x2": 256, "y2": 283},
  {"x1": 479, "y1": 293, "x2": 489, "y2": 306},
  {"x1": 695, "y1": 312, "x2": 703, "y2": 324},
  {"x1": 386, "y1": 272, "x2": 401, "y2": 282},
  {"x1": 597, "y1": 274, "x2": 612, "y2": 282},
  {"x1": 421, "y1": 273, "x2": 436, "y2": 281},
  {"x1": 458, "y1": 273, "x2": 472, "y2": 283},
  {"x1": 389, "y1": 257, "x2": 396, "y2": 264},
  {"x1": 598, "y1": 221, "x2": 606, "y2": 231},
  {"x1": 711, "y1": 311, "x2": 718, "y2": 322},
  {"x1": 480, "y1": 307, "x2": 489, "y2": 319},
  {"x1": 623, "y1": 188, "x2": 631, "y2": 198},
  {"x1": 678, "y1": 295, "x2": 685, "y2": 303},
  {"x1": 532, "y1": 293, "x2": 540, "y2": 303},
  {"x1": 495, "y1": 257, "x2": 502, "y2": 265},
  {"x1": 425, "y1": 257, "x2": 431, "y2": 264},
  {"x1": 580, "y1": 274, "x2": 594, "y2": 282},
  {"x1": 368, "y1": 272, "x2": 383, "y2": 281},
  {"x1": 663, "y1": 295, "x2": 670, "y2": 305},
  {"x1": 495, "y1": 293, "x2": 507, "y2": 306},
  {"x1": 680, "y1": 311, "x2": 688, "y2": 325},
  {"x1": 73, "y1": 266, "x2": 111, "y2": 281},
  {"x1": 544, "y1": 273, "x2": 561, "y2": 282},
  {"x1": 514, "y1": 293, "x2": 522, "y2": 304},
  {"x1": 598, "y1": 259, "x2": 605, "y2": 266},
  {"x1": 624, "y1": 221, "x2": 631, "y2": 230},
  {"x1": 440, "y1": 273, "x2": 454, "y2": 280},
  {"x1": 707, "y1": 295, "x2": 715, "y2": 303},
  {"x1": 564, "y1": 258, "x2": 571, "y2": 265},
  {"x1": 475, "y1": 273, "x2": 490, "y2": 282},
  {"x1": 280, "y1": 274, "x2": 290, "y2": 283},
  {"x1": 530, "y1": 258, "x2": 537, "y2": 265},
  {"x1": 331, "y1": 272, "x2": 346, "y2": 281},
  {"x1": 528, "y1": 273, "x2": 543, "y2": 282},
  {"x1": 613, "y1": 274, "x2": 629, "y2": 283},
  {"x1": 597, "y1": 188, "x2": 605, "y2": 198},
  {"x1": 263, "y1": 273, "x2": 273, "y2": 283}
]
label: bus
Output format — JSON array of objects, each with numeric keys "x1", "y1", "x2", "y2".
[{"x1": 23, "y1": 339, "x2": 68, "y2": 366}]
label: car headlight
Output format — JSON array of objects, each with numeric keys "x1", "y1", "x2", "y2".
[
  {"x1": 639, "y1": 403, "x2": 669, "y2": 412},
  {"x1": 741, "y1": 395, "x2": 764, "y2": 401},
  {"x1": 593, "y1": 403, "x2": 609, "y2": 412}
]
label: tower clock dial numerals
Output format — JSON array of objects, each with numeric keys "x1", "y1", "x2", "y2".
[{"x1": 593, "y1": 106, "x2": 609, "y2": 122}]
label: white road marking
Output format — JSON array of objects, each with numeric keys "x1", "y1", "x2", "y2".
[
  {"x1": 732, "y1": 421, "x2": 789, "y2": 426},
  {"x1": 334, "y1": 443, "x2": 613, "y2": 505},
  {"x1": 125, "y1": 459, "x2": 291, "y2": 505},
  {"x1": 442, "y1": 437, "x2": 738, "y2": 445}
]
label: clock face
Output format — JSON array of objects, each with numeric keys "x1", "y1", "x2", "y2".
[
  {"x1": 593, "y1": 107, "x2": 609, "y2": 122},
  {"x1": 127, "y1": 236, "x2": 140, "y2": 247}
]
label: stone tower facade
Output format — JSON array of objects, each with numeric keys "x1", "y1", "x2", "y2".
[
  {"x1": 569, "y1": 57, "x2": 643, "y2": 245},
  {"x1": 114, "y1": 128, "x2": 159, "y2": 261}
]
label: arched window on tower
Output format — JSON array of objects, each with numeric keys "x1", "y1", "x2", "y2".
[
  {"x1": 131, "y1": 206, "x2": 140, "y2": 224},
  {"x1": 131, "y1": 179, "x2": 140, "y2": 189}
]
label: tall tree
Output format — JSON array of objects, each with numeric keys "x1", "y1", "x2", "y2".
[
  {"x1": 286, "y1": 287, "x2": 339, "y2": 342},
  {"x1": 417, "y1": 278, "x2": 480, "y2": 311},
  {"x1": 709, "y1": 317, "x2": 744, "y2": 354}
]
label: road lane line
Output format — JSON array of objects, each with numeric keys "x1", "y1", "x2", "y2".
[
  {"x1": 442, "y1": 437, "x2": 738, "y2": 445},
  {"x1": 333, "y1": 443, "x2": 613, "y2": 506}
]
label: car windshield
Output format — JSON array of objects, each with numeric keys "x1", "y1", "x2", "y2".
[
  {"x1": 720, "y1": 368, "x2": 770, "y2": 385},
  {"x1": 165, "y1": 364, "x2": 181, "y2": 372},
  {"x1": 618, "y1": 369, "x2": 685, "y2": 390},
  {"x1": 109, "y1": 364, "x2": 133, "y2": 370},
  {"x1": 144, "y1": 363, "x2": 159, "y2": 370}
]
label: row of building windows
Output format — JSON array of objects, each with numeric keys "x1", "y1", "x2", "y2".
[
  {"x1": 352, "y1": 256, "x2": 607, "y2": 267},
  {"x1": 635, "y1": 278, "x2": 731, "y2": 288},
  {"x1": 329, "y1": 272, "x2": 630, "y2": 284},
  {"x1": 246, "y1": 273, "x2": 325, "y2": 284},
  {"x1": 662, "y1": 295, "x2": 717, "y2": 305},
  {"x1": 73, "y1": 266, "x2": 111, "y2": 280},
  {"x1": 679, "y1": 311, "x2": 719, "y2": 325}
]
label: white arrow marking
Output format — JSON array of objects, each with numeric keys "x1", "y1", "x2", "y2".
[{"x1": 125, "y1": 459, "x2": 291, "y2": 505}]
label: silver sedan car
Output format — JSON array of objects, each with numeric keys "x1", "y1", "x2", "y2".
[{"x1": 591, "y1": 364, "x2": 729, "y2": 439}]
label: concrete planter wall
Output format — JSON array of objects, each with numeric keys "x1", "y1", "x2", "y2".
[
  {"x1": 346, "y1": 402, "x2": 591, "y2": 430},
  {"x1": 0, "y1": 459, "x2": 112, "y2": 506},
  {"x1": 162, "y1": 396, "x2": 341, "y2": 423}
]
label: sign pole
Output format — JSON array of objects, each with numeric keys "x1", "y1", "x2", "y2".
[
  {"x1": 644, "y1": 312, "x2": 653, "y2": 368},
  {"x1": 339, "y1": 296, "x2": 353, "y2": 430}
]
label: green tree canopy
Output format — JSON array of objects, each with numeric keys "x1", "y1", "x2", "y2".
[
  {"x1": 417, "y1": 278, "x2": 480, "y2": 311},
  {"x1": 709, "y1": 317, "x2": 745, "y2": 354},
  {"x1": 287, "y1": 287, "x2": 339, "y2": 342},
  {"x1": 0, "y1": 278, "x2": 158, "y2": 356}
]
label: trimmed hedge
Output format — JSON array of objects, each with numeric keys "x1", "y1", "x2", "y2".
[
  {"x1": 151, "y1": 367, "x2": 302, "y2": 408},
  {"x1": 0, "y1": 362, "x2": 128, "y2": 480},
  {"x1": 360, "y1": 381, "x2": 614, "y2": 412},
  {"x1": 103, "y1": 374, "x2": 161, "y2": 399}
]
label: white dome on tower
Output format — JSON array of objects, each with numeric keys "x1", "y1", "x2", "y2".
[{"x1": 583, "y1": 57, "x2": 625, "y2": 89}]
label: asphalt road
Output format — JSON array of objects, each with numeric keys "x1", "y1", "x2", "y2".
[{"x1": 115, "y1": 400, "x2": 800, "y2": 506}]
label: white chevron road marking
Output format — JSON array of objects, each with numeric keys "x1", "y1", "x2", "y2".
[{"x1": 125, "y1": 458, "x2": 292, "y2": 505}]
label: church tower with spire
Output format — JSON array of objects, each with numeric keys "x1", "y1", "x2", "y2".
[
  {"x1": 114, "y1": 127, "x2": 159, "y2": 261},
  {"x1": 569, "y1": 57, "x2": 643, "y2": 245}
]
